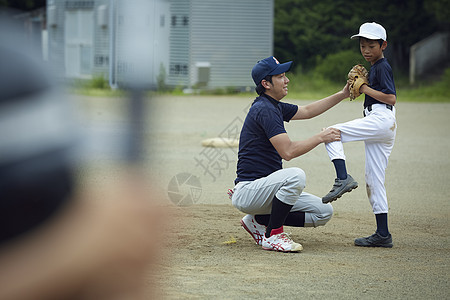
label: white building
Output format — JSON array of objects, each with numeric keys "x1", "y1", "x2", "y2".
[{"x1": 47, "y1": 0, "x2": 273, "y2": 90}]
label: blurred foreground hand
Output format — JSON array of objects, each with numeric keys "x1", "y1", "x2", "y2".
[{"x1": 0, "y1": 169, "x2": 165, "y2": 300}]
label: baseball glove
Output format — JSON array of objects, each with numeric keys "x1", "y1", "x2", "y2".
[{"x1": 348, "y1": 64, "x2": 369, "y2": 100}]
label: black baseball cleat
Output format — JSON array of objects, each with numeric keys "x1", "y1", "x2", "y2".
[
  {"x1": 354, "y1": 232, "x2": 393, "y2": 248},
  {"x1": 322, "y1": 174, "x2": 358, "y2": 203}
]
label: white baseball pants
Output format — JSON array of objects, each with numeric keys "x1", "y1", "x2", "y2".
[
  {"x1": 325, "y1": 103, "x2": 397, "y2": 214},
  {"x1": 232, "y1": 167, "x2": 333, "y2": 227}
]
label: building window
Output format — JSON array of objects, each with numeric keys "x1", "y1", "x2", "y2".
[
  {"x1": 65, "y1": 1, "x2": 95, "y2": 9},
  {"x1": 94, "y1": 55, "x2": 109, "y2": 66},
  {"x1": 170, "y1": 64, "x2": 188, "y2": 75},
  {"x1": 171, "y1": 15, "x2": 176, "y2": 26},
  {"x1": 183, "y1": 16, "x2": 189, "y2": 26}
]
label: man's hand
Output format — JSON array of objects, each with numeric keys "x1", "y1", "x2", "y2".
[
  {"x1": 320, "y1": 128, "x2": 341, "y2": 143},
  {"x1": 342, "y1": 82, "x2": 351, "y2": 99}
]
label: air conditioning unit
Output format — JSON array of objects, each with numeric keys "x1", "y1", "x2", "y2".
[{"x1": 195, "y1": 62, "x2": 210, "y2": 87}]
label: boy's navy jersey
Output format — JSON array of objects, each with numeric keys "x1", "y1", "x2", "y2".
[
  {"x1": 364, "y1": 58, "x2": 396, "y2": 108},
  {"x1": 235, "y1": 94, "x2": 297, "y2": 184}
]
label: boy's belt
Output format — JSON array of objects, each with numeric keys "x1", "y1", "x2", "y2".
[
  {"x1": 366, "y1": 104, "x2": 393, "y2": 112},
  {"x1": 364, "y1": 104, "x2": 393, "y2": 117}
]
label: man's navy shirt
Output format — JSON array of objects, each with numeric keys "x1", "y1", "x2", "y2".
[
  {"x1": 235, "y1": 94, "x2": 298, "y2": 184},
  {"x1": 364, "y1": 58, "x2": 396, "y2": 108}
]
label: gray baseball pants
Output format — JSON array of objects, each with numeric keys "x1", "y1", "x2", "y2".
[{"x1": 232, "y1": 167, "x2": 333, "y2": 227}]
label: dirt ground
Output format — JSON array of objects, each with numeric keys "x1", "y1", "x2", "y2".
[{"x1": 75, "y1": 93, "x2": 449, "y2": 299}]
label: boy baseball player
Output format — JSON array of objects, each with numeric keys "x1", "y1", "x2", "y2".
[
  {"x1": 231, "y1": 56, "x2": 351, "y2": 252},
  {"x1": 323, "y1": 22, "x2": 397, "y2": 247}
]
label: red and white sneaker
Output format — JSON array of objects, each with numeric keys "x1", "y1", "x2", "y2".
[
  {"x1": 227, "y1": 189, "x2": 234, "y2": 200},
  {"x1": 262, "y1": 230, "x2": 303, "y2": 252},
  {"x1": 240, "y1": 214, "x2": 266, "y2": 246}
]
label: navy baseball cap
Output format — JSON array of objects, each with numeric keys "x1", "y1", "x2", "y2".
[{"x1": 251, "y1": 56, "x2": 293, "y2": 85}]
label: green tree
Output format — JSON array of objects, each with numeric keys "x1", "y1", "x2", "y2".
[
  {"x1": 274, "y1": 0, "x2": 445, "y2": 73},
  {"x1": 359, "y1": 0, "x2": 439, "y2": 70},
  {"x1": 274, "y1": 0, "x2": 359, "y2": 72},
  {"x1": 0, "y1": 0, "x2": 45, "y2": 10},
  {"x1": 424, "y1": 0, "x2": 450, "y2": 27}
]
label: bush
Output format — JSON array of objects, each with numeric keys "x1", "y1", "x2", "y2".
[
  {"x1": 88, "y1": 75, "x2": 108, "y2": 89},
  {"x1": 437, "y1": 67, "x2": 450, "y2": 89},
  {"x1": 157, "y1": 63, "x2": 168, "y2": 92},
  {"x1": 313, "y1": 50, "x2": 368, "y2": 83},
  {"x1": 398, "y1": 67, "x2": 450, "y2": 102},
  {"x1": 286, "y1": 72, "x2": 342, "y2": 99}
]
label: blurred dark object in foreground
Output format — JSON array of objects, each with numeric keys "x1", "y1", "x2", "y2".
[
  {"x1": 0, "y1": 11, "x2": 78, "y2": 244},
  {"x1": 0, "y1": 9, "x2": 166, "y2": 300}
]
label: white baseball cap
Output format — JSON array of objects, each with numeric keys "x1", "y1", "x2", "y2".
[{"x1": 351, "y1": 22, "x2": 387, "y2": 41}]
